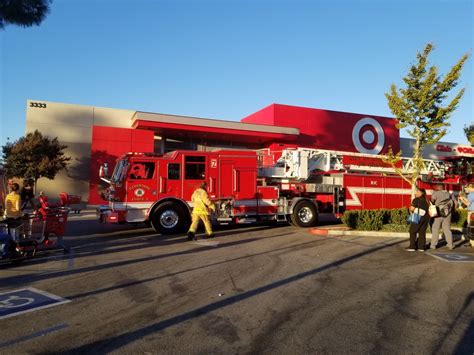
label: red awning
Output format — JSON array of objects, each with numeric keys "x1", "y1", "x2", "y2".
[{"x1": 132, "y1": 119, "x2": 299, "y2": 143}]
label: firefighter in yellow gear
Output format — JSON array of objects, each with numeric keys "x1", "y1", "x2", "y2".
[{"x1": 187, "y1": 182, "x2": 216, "y2": 240}]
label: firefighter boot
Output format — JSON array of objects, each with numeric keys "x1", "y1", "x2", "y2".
[{"x1": 187, "y1": 231, "x2": 196, "y2": 241}]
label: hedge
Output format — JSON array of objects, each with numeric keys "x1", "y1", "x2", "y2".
[
  {"x1": 341, "y1": 208, "x2": 468, "y2": 231},
  {"x1": 452, "y1": 209, "x2": 468, "y2": 228}
]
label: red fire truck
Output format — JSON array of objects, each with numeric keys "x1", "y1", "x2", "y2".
[{"x1": 97, "y1": 145, "x2": 472, "y2": 234}]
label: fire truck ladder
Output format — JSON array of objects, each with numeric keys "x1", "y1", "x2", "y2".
[
  {"x1": 259, "y1": 148, "x2": 445, "y2": 181},
  {"x1": 401, "y1": 157, "x2": 445, "y2": 178}
]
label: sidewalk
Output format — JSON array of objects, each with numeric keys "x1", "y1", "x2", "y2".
[
  {"x1": 308, "y1": 224, "x2": 473, "y2": 253},
  {"x1": 309, "y1": 224, "x2": 464, "y2": 238}
]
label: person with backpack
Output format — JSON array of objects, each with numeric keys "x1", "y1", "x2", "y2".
[{"x1": 430, "y1": 183, "x2": 457, "y2": 250}]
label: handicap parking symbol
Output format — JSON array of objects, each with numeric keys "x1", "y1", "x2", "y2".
[
  {"x1": 429, "y1": 253, "x2": 474, "y2": 263},
  {"x1": 0, "y1": 295, "x2": 35, "y2": 309},
  {"x1": 0, "y1": 288, "x2": 70, "y2": 320},
  {"x1": 444, "y1": 254, "x2": 469, "y2": 261}
]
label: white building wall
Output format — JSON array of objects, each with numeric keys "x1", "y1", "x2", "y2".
[{"x1": 25, "y1": 100, "x2": 135, "y2": 202}]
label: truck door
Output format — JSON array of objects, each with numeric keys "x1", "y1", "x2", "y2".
[
  {"x1": 126, "y1": 160, "x2": 158, "y2": 205},
  {"x1": 219, "y1": 157, "x2": 257, "y2": 200},
  {"x1": 159, "y1": 162, "x2": 182, "y2": 199},
  {"x1": 219, "y1": 160, "x2": 234, "y2": 198},
  {"x1": 183, "y1": 155, "x2": 207, "y2": 201}
]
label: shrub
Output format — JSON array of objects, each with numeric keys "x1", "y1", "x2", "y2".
[
  {"x1": 358, "y1": 209, "x2": 384, "y2": 231},
  {"x1": 341, "y1": 210, "x2": 359, "y2": 229},
  {"x1": 389, "y1": 208, "x2": 410, "y2": 226},
  {"x1": 341, "y1": 207, "x2": 409, "y2": 231},
  {"x1": 452, "y1": 209, "x2": 467, "y2": 228},
  {"x1": 341, "y1": 207, "x2": 467, "y2": 231},
  {"x1": 341, "y1": 208, "x2": 467, "y2": 232}
]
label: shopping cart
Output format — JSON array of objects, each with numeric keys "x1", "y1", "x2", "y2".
[
  {"x1": 11, "y1": 216, "x2": 46, "y2": 242},
  {"x1": 3, "y1": 209, "x2": 69, "y2": 260},
  {"x1": 3, "y1": 216, "x2": 46, "y2": 260}
]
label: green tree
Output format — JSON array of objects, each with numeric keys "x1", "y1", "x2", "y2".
[
  {"x1": 384, "y1": 43, "x2": 469, "y2": 195},
  {"x1": 464, "y1": 123, "x2": 474, "y2": 145},
  {"x1": 2, "y1": 130, "x2": 70, "y2": 190},
  {"x1": 0, "y1": 0, "x2": 52, "y2": 29}
]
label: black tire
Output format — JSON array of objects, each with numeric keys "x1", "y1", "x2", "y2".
[
  {"x1": 290, "y1": 200, "x2": 318, "y2": 228},
  {"x1": 150, "y1": 202, "x2": 189, "y2": 235}
]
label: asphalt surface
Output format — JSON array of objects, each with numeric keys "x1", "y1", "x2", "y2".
[{"x1": 0, "y1": 214, "x2": 473, "y2": 354}]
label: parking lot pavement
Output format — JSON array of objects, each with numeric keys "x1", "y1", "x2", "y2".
[{"x1": 0, "y1": 220, "x2": 473, "y2": 354}]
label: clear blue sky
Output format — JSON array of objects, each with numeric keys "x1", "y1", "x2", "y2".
[{"x1": 0, "y1": 0, "x2": 472, "y2": 147}]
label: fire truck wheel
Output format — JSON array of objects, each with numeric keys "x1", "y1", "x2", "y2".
[
  {"x1": 151, "y1": 202, "x2": 188, "y2": 235},
  {"x1": 290, "y1": 201, "x2": 318, "y2": 228}
]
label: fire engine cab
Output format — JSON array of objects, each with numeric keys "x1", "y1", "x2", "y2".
[{"x1": 97, "y1": 145, "x2": 472, "y2": 235}]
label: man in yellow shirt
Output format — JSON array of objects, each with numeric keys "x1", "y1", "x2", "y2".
[{"x1": 187, "y1": 182, "x2": 216, "y2": 240}]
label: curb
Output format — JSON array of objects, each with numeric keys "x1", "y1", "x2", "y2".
[
  {"x1": 309, "y1": 228, "x2": 465, "y2": 239},
  {"x1": 309, "y1": 228, "x2": 408, "y2": 238}
]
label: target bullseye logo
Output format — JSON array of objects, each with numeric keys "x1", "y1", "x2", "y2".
[{"x1": 352, "y1": 117, "x2": 385, "y2": 154}]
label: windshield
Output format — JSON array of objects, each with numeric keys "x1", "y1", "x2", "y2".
[{"x1": 111, "y1": 159, "x2": 129, "y2": 183}]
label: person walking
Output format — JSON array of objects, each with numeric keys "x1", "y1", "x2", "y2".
[
  {"x1": 459, "y1": 183, "x2": 474, "y2": 248},
  {"x1": 430, "y1": 183, "x2": 457, "y2": 250},
  {"x1": 187, "y1": 182, "x2": 215, "y2": 240},
  {"x1": 407, "y1": 187, "x2": 429, "y2": 251},
  {"x1": 20, "y1": 179, "x2": 35, "y2": 211},
  {"x1": 3, "y1": 182, "x2": 22, "y2": 234}
]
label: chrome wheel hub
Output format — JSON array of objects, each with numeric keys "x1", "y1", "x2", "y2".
[
  {"x1": 298, "y1": 206, "x2": 313, "y2": 223},
  {"x1": 160, "y1": 210, "x2": 179, "y2": 229}
]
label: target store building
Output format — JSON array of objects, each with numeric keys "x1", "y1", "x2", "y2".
[{"x1": 25, "y1": 100, "x2": 468, "y2": 205}]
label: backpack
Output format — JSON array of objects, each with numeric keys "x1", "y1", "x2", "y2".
[{"x1": 438, "y1": 198, "x2": 454, "y2": 218}]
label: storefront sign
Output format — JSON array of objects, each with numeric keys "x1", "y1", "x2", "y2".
[{"x1": 435, "y1": 144, "x2": 474, "y2": 157}]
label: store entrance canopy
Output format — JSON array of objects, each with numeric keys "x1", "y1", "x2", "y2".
[{"x1": 131, "y1": 111, "x2": 300, "y2": 145}]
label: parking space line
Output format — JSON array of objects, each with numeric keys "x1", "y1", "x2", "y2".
[
  {"x1": 0, "y1": 323, "x2": 69, "y2": 348},
  {"x1": 192, "y1": 240, "x2": 220, "y2": 247}
]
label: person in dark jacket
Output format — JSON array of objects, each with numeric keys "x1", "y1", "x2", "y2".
[
  {"x1": 20, "y1": 179, "x2": 35, "y2": 211},
  {"x1": 407, "y1": 187, "x2": 429, "y2": 252}
]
